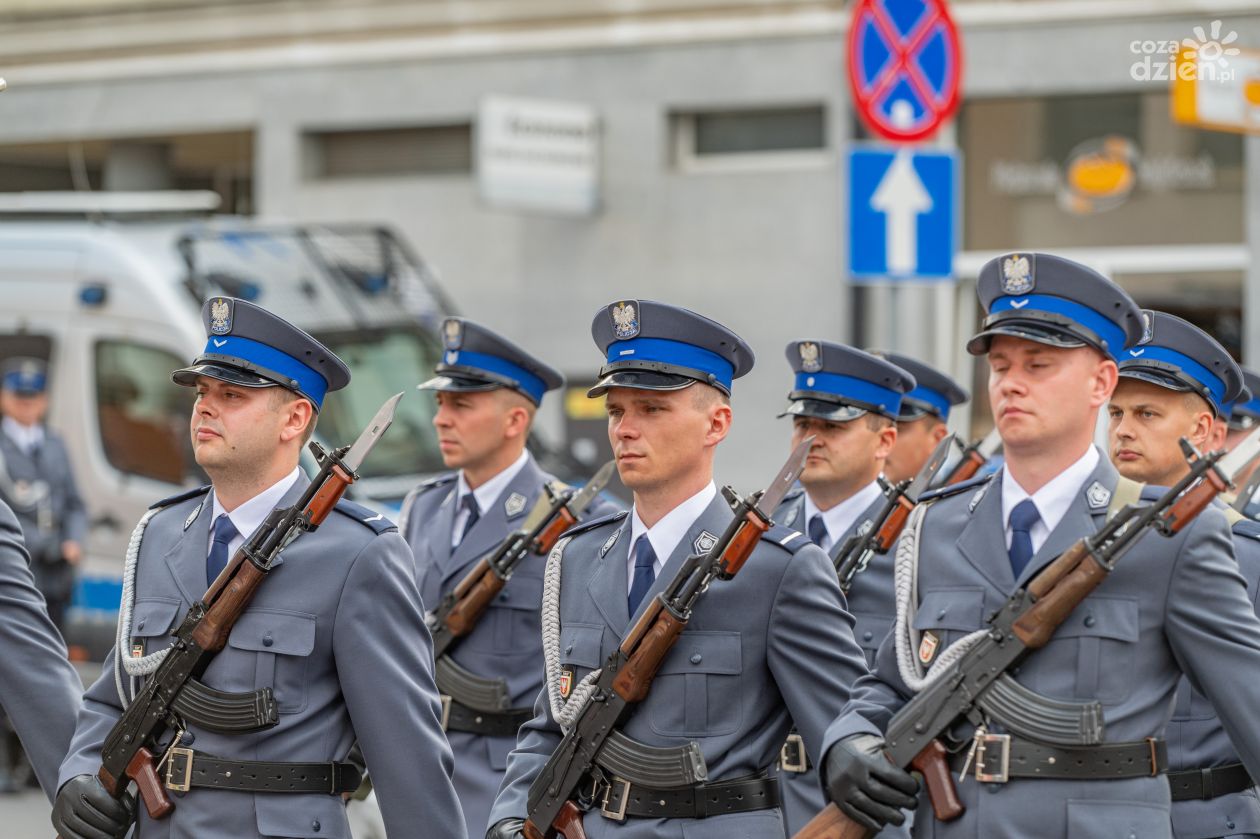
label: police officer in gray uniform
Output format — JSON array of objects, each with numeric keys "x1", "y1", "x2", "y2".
[
  {"x1": 821, "y1": 253, "x2": 1260, "y2": 838},
  {"x1": 771, "y1": 341, "x2": 914, "y2": 836},
  {"x1": 871, "y1": 352, "x2": 969, "y2": 485},
  {"x1": 488, "y1": 300, "x2": 871, "y2": 839},
  {"x1": 0, "y1": 494, "x2": 83, "y2": 799},
  {"x1": 0, "y1": 358, "x2": 88, "y2": 631},
  {"x1": 399, "y1": 317, "x2": 617, "y2": 839},
  {"x1": 1107, "y1": 310, "x2": 1260, "y2": 838},
  {"x1": 54, "y1": 297, "x2": 465, "y2": 839}
]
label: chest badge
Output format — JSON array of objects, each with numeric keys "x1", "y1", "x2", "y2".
[
  {"x1": 918, "y1": 631, "x2": 940, "y2": 666},
  {"x1": 693, "y1": 531, "x2": 718, "y2": 556},
  {"x1": 1086, "y1": 481, "x2": 1111, "y2": 510},
  {"x1": 600, "y1": 530, "x2": 621, "y2": 558},
  {"x1": 505, "y1": 492, "x2": 527, "y2": 519},
  {"x1": 559, "y1": 668, "x2": 574, "y2": 699},
  {"x1": 131, "y1": 641, "x2": 145, "y2": 658},
  {"x1": 184, "y1": 500, "x2": 204, "y2": 531}
]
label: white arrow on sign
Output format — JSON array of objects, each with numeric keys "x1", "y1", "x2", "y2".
[{"x1": 870, "y1": 151, "x2": 932, "y2": 276}]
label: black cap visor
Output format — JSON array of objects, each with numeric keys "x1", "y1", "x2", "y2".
[
  {"x1": 777, "y1": 393, "x2": 878, "y2": 423},
  {"x1": 1118, "y1": 363, "x2": 1219, "y2": 416},
  {"x1": 587, "y1": 360, "x2": 723, "y2": 398},
  {"x1": 896, "y1": 397, "x2": 944, "y2": 423},
  {"x1": 1230, "y1": 412, "x2": 1260, "y2": 431},
  {"x1": 967, "y1": 309, "x2": 1101, "y2": 356},
  {"x1": 172, "y1": 361, "x2": 282, "y2": 392}
]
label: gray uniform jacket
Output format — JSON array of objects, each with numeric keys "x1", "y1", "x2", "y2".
[
  {"x1": 824, "y1": 452, "x2": 1260, "y2": 839},
  {"x1": 1168, "y1": 515, "x2": 1260, "y2": 839},
  {"x1": 0, "y1": 427, "x2": 87, "y2": 562},
  {"x1": 774, "y1": 487, "x2": 907, "y2": 838},
  {"x1": 59, "y1": 476, "x2": 466, "y2": 839},
  {"x1": 0, "y1": 497, "x2": 82, "y2": 799},
  {"x1": 399, "y1": 454, "x2": 618, "y2": 839},
  {"x1": 489, "y1": 492, "x2": 872, "y2": 839}
]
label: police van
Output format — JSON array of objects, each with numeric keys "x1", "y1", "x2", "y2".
[{"x1": 0, "y1": 191, "x2": 458, "y2": 655}]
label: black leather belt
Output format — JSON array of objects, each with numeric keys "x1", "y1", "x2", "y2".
[
  {"x1": 163, "y1": 748, "x2": 361, "y2": 795},
  {"x1": 594, "y1": 773, "x2": 779, "y2": 821},
  {"x1": 949, "y1": 734, "x2": 1167, "y2": 783},
  {"x1": 1168, "y1": 762, "x2": 1254, "y2": 801},
  {"x1": 443, "y1": 696, "x2": 533, "y2": 737}
]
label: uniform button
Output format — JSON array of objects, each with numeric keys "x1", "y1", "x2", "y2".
[
  {"x1": 937, "y1": 609, "x2": 947, "y2": 620},
  {"x1": 263, "y1": 633, "x2": 274, "y2": 648},
  {"x1": 690, "y1": 653, "x2": 703, "y2": 665},
  {"x1": 137, "y1": 619, "x2": 146, "y2": 630},
  {"x1": 499, "y1": 593, "x2": 509, "y2": 601},
  {"x1": 312, "y1": 819, "x2": 321, "y2": 832},
  {"x1": 986, "y1": 784, "x2": 1000, "y2": 794},
  {"x1": 1083, "y1": 615, "x2": 1096, "y2": 628},
  {"x1": 180, "y1": 731, "x2": 195, "y2": 746},
  {"x1": 863, "y1": 631, "x2": 873, "y2": 642},
  {"x1": 1227, "y1": 821, "x2": 1236, "y2": 830},
  {"x1": 565, "y1": 644, "x2": 574, "y2": 654}
]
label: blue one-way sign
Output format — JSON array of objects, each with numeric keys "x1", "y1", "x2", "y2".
[{"x1": 849, "y1": 146, "x2": 959, "y2": 281}]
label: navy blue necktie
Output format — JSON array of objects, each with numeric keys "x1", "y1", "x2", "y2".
[
  {"x1": 1008, "y1": 499, "x2": 1040, "y2": 579},
  {"x1": 807, "y1": 513, "x2": 828, "y2": 548},
  {"x1": 627, "y1": 535, "x2": 657, "y2": 616},
  {"x1": 456, "y1": 494, "x2": 480, "y2": 546},
  {"x1": 207, "y1": 514, "x2": 239, "y2": 587}
]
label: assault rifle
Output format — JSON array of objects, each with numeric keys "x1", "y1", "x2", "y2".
[
  {"x1": 938, "y1": 428, "x2": 1001, "y2": 487},
  {"x1": 523, "y1": 437, "x2": 813, "y2": 839},
  {"x1": 795, "y1": 430, "x2": 1260, "y2": 839},
  {"x1": 833, "y1": 434, "x2": 954, "y2": 594},
  {"x1": 88, "y1": 394, "x2": 402, "y2": 823},
  {"x1": 428, "y1": 460, "x2": 616, "y2": 660}
]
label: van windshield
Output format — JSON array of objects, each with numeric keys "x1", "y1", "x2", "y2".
[{"x1": 316, "y1": 327, "x2": 445, "y2": 479}]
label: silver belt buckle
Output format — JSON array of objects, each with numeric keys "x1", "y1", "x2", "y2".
[
  {"x1": 600, "y1": 776, "x2": 631, "y2": 822},
  {"x1": 165, "y1": 747, "x2": 194, "y2": 792},
  {"x1": 974, "y1": 733, "x2": 1011, "y2": 784},
  {"x1": 779, "y1": 733, "x2": 808, "y2": 773},
  {"x1": 440, "y1": 695, "x2": 451, "y2": 731}
]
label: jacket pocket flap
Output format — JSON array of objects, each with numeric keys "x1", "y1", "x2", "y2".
[
  {"x1": 913, "y1": 589, "x2": 986, "y2": 632},
  {"x1": 130, "y1": 598, "x2": 182, "y2": 638},
  {"x1": 228, "y1": 610, "x2": 317, "y2": 656},
  {"x1": 559, "y1": 624, "x2": 604, "y2": 669},
  {"x1": 496, "y1": 574, "x2": 544, "y2": 611},
  {"x1": 1049, "y1": 596, "x2": 1139, "y2": 641},
  {"x1": 657, "y1": 631, "x2": 742, "y2": 675}
]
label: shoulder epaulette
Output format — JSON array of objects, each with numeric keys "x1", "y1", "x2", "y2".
[
  {"x1": 918, "y1": 472, "x2": 994, "y2": 505},
  {"x1": 1231, "y1": 513, "x2": 1260, "y2": 539},
  {"x1": 148, "y1": 484, "x2": 211, "y2": 510},
  {"x1": 418, "y1": 472, "x2": 457, "y2": 491},
  {"x1": 332, "y1": 499, "x2": 396, "y2": 534},
  {"x1": 761, "y1": 523, "x2": 812, "y2": 554},
  {"x1": 561, "y1": 510, "x2": 629, "y2": 540}
]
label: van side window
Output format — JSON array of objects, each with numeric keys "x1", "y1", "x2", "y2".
[{"x1": 95, "y1": 342, "x2": 196, "y2": 485}]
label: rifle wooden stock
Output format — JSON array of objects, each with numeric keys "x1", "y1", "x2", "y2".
[
  {"x1": 534, "y1": 507, "x2": 578, "y2": 555},
  {"x1": 191, "y1": 560, "x2": 268, "y2": 652},
  {"x1": 944, "y1": 452, "x2": 984, "y2": 486},
  {"x1": 792, "y1": 803, "x2": 873, "y2": 839},
  {"x1": 443, "y1": 565, "x2": 505, "y2": 637},
  {"x1": 1164, "y1": 471, "x2": 1229, "y2": 534},
  {"x1": 874, "y1": 496, "x2": 914, "y2": 551},
  {"x1": 1013, "y1": 543, "x2": 1105, "y2": 650},
  {"x1": 613, "y1": 609, "x2": 686, "y2": 703},
  {"x1": 910, "y1": 740, "x2": 962, "y2": 821}
]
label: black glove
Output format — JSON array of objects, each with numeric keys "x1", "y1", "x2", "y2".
[
  {"x1": 487, "y1": 818, "x2": 526, "y2": 839},
  {"x1": 51, "y1": 774, "x2": 135, "y2": 839},
  {"x1": 823, "y1": 733, "x2": 919, "y2": 832}
]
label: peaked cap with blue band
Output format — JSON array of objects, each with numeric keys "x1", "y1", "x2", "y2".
[
  {"x1": 1229, "y1": 369, "x2": 1260, "y2": 430},
  {"x1": 968, "y1": 252, "x2": 1143, "y2": 360},
  {"x1": 419, "y1": 317, "x2": 563, "y2": 406},
  {"x1": 588, "y1": 300, "x2": 754, "y2": 397},
  {"x1": 867, "y1": 350, "x2": 967, "y2": 422},
  {"x1": 780, "y1": 341, "x2": 915, "y2": 422},
  {"x1": 1117, "y1": 310, "x2": 1243, "y2": 417},
  {"x1": 1, "y1": 357, "x2": 48, "y2": 396},
  {"x1": 171, "y1": 297, "x2": 351, "y2": 410}
]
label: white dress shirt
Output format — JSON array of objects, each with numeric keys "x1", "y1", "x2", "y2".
[
  {"x1": 627, "y1": 482, "x2": 718, "y2": 589},
  {"x1": 451, "y1": 449, "x2": 531, "y2": 548},
  {"x1": 2, "y1": 416, "x2": 44, "y2": 455},
  {"x1": 802, "y1": 480, "x2": 885, "y2": 554},
  {"x1": 1000, "y1": 445, "x2": 1100, "y2": 554},
  {"x1": 208, "y1": 466, "x2": 302, "y2": 557}
]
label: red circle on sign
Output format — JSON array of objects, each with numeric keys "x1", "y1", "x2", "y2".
[{"x1": 848, "y1": 0, "x2": 963, "y2": 142}]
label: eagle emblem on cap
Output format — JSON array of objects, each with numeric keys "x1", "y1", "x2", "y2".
[
  {"x1": 612, "y1": 302, "x2": 640, "y2": 340},
  {"x1": 209, "y1": 298, "x2": 233, "y2": 335},
  {"x1": 443, "y1": 319, "x2": 463, "y2": 350},
  {"x1": 1001, "y1": 255, "x2": 1034, "y2": 295},
  {"x1": 799, "y1": 342, "x2": 822, "y2": 373},
  {"x1": 1138, "y1": 311, "x2": 1154, "y2": 346}
]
